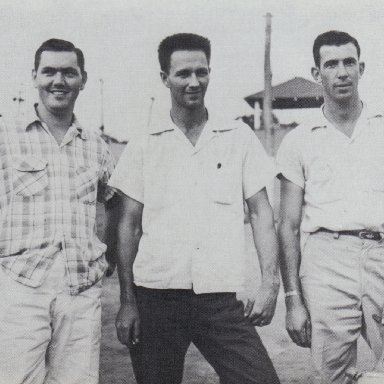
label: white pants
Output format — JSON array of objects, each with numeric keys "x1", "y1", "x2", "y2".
[
  {"x1": 0, "y1": 256, "x2": 102, "y2": 384},
  {"x1": 301, "y1": 231, "x2": 384, "y2": 384}
]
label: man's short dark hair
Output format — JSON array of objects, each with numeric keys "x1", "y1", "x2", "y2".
[
  {"x1": 158, "y1": 33, "x2": 211, "y2": 73},
  {"x1": 34, "y1": 38, "x2": 85, "y2": 74},
  {"x1": 313, "y1": 30, "x2": 360, "y2": 67}
]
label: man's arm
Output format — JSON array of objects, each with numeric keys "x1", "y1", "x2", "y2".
[
  {"x1": 114, "y1": 194, "x2": 143, "y2": 346},
  {"x1": 103, "y1": 195, "x2": 121, "y2": 277},
  {"x1": 244, "y1": 187, "x2": 280, "y2": 326},
  {"x1": 278, "y1": 176, "x2": 311, "y2": 347}
]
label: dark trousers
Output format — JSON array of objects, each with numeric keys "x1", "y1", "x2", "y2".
[{"x1": 130, "y1": 286, "x2": 280, "y2": 384}]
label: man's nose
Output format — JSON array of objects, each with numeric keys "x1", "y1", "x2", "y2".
[
  {"x1": 337, "y1": 63, "x2": 348, "y2": 78},
  {"x1": 189, "y1": 73, "x2": 199, "y2": 87},
  {"x1": 52, "y1": 72, "x2": 65, "y2": 84}
]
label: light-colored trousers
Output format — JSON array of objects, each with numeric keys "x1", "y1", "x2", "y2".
[
  {"x1": 301, "y1": 231, "x2": 384, "y2": 384},
  {"x1": 0, "y1": 256, "x2": 102, "y2": 384}
]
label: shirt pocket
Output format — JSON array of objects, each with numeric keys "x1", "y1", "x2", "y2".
[
  {"x1": 13, "y1": 156, "x2": 48, "y2": 196},
  {"x1": 205, "y1": 165, "x2": 237, "y2": 205},
  {"x1": 76, "y1": 166, "x2": 98, "y2": 204}
]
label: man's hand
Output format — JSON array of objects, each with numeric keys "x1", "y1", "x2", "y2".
[
  {"x1": 105, "y1": 253, "x2": 116, "y2": 277},
  {"x1": 115, "y1": 303, "x2": 140, "y2": 347},
  {"x1": 114, "y1": 195, "x2": 143, "y2": 346},
  {"x1": 278, "y1": 178, "x2": 309, "y2": 346},
  {"x1": 245, "y1": 188, "x2": 280, "y2": 327},
  {"x1": 285, "y1": 298, "x2": 311, "y2": 347},
  {"x1": 244, "y1": 282, "x2": 279, "y2": 326}
]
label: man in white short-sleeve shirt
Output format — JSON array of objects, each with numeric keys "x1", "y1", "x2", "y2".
[
  {"x1": 108, "y1": 33, "x2": 281, "y2": 384},
  {"x1": 277, "y1": 30, "x2": 384, "y2": 384}
]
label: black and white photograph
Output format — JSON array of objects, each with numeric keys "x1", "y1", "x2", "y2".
[{"x1": 0, "y1": 1, "x2": 384, "y2": 383}]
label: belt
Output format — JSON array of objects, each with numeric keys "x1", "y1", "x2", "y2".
[{"x1": 318, "y1": 228, "x2": 382, "y2": 241}]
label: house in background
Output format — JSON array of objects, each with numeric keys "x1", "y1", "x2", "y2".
[
  {"x1": 241, "y1": 77, "x2": 324, "y2": 155},
  {"x1": 245, "y1": 76, "x2": 323, "y2": 111}
]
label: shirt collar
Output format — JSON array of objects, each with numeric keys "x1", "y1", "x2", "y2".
[
  {"x1": 311, "y1": 101, "x2": 379, "y2": 131},
  {"x1": 22, "y1": 103, "x2": 88, "y2": 140},
  {"x1": 310, "y1": 105, "x2": 329, "y2": 131},
  {"x1": 148, "y1": 108, "x2": 240, "y2": 135}
]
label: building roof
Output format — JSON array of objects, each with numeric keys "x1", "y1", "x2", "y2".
[{"x1": 245, "y1": 77, "x2": 324, "y2": 109}]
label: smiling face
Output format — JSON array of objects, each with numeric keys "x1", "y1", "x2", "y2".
[
  {"x1": 160, "y1": 50, "x2": 210, "y2": 110},
  {"x1": 312, "y1": 43, "x2": 364, "y2": 103},
  {"x1": 32, "y1": 50, "x2": 87, "y2": 116}
]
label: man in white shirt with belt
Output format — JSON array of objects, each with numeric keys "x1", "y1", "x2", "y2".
[
  {"x1": 277, "y1": 30, "x2": 384, "y2": 384},
  {"x1": 109, "y1": 33, "x2": 281, "y2": 384}
]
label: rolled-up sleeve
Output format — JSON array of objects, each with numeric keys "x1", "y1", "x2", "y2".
[
  {"x1": 108, "y1": 138, "x2": 144, "y2": 203},
  {"x1": 242, "y1": 130, "x2": 277, "y2": 200},
  {"x1": 276, "y1": 130, "x2": 305, "y2": 189},
  {"x1": 97, "y1": 142, "x2": 116, "y2": 203}
]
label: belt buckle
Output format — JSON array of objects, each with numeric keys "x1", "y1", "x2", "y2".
[{"x1": 358, "y1": 231, "x2": 377, "y2": 240}]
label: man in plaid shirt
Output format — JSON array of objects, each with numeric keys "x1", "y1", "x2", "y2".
[{"x1": 0, "y1": 39, "x2": 118, "y2": 384}]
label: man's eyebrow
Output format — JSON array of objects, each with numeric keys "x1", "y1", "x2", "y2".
[
  {"x1": 323, "y1": 59, "x2": 338, "y2": 66},
  {"x1": 40, "y1": 66, "x2": 79, "y2": 72},
  {"x1": 323, "y1": 57, "x2": 357, "y2": 66},
  {"x1": 174, "y1": 69, "x2": 190, "y2": 75}
]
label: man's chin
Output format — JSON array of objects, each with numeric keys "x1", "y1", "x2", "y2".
[
  {"x1": 333, "y1": 87, "x2": 356, "y2": 98},
  {"x1": 42, "y1": 102, "x2": 73, "y2": 116},
  {"x1": 334, "y1": 93, "x2": 354, "y2": 103},
  {"x1": 184, "y1": 100, "x2": 204, "y2": 109},
  {"x1": 328, "y1": 90, "x2": 354, "y2": 102}
]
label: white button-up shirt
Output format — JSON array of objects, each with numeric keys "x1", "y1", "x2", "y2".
[
  {"x1": 276, "y1": 104, "x2": 384, "y2": 234},
  {"x1": 109, "y1": 111, "x2": 276, "y2": 293}
]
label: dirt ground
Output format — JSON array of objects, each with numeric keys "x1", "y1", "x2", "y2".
[{"x1": 99, "y1": 224, "x2": 375, "y2": 384}]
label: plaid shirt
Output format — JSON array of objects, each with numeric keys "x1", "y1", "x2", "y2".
[{"x1": 0, "y1": 105, "x2": 115, "y2": 294}]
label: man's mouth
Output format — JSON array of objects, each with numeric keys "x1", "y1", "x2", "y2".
[
  {"x1": 186, "y1": 91, "x2": 201, "y2": 97},
  {"x1": 335, "y1": 83, "x2": 352, "y2": 88},
  {"x1": 50, "y1": 90, "x2": 69, "y2": 95}
]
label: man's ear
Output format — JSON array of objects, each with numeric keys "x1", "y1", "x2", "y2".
[
  {"x1": 359, "y1": 62, "x2": 365, "y2": 78},
  {"x1": 80, "y1": 71, "x2": 88, "y2": 90},
  {"x1": 32, "y1": 69, "x2": 37, "y2": 88},
  {"x1": 160, "y1": 71, "x2": 170, "y2": 88},
  {"x1": 311, "y1": 67, "x2": 321, "y2": 84}
]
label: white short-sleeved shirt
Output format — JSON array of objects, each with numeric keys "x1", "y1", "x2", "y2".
[
  {"x1": 276, "y1": 104, "x2": 384, "y2": 234},
  {"x1": 109, "y1": 110, "x2": 276, "y2": 293}
]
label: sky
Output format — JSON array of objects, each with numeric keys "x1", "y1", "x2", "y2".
[{"x1": 1, "y1": 0, "x2": 384, "y2": 140}]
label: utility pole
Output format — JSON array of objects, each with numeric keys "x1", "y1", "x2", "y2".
[
  {"x1": 263, "y1": 13, "x2": 279, "y2": 220},
  {"x1": 13, "y1": 83, "x2": 25, "y2": 120},
  {"x1": 99, "y1": 78, "x2": 104, "y2": 133},
  {"x1": 263, "y1": 12, "x2": 274, "y2": 156},
  {"x1": 147, "y1": 97, "x2": 155, "y2": 128}
]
